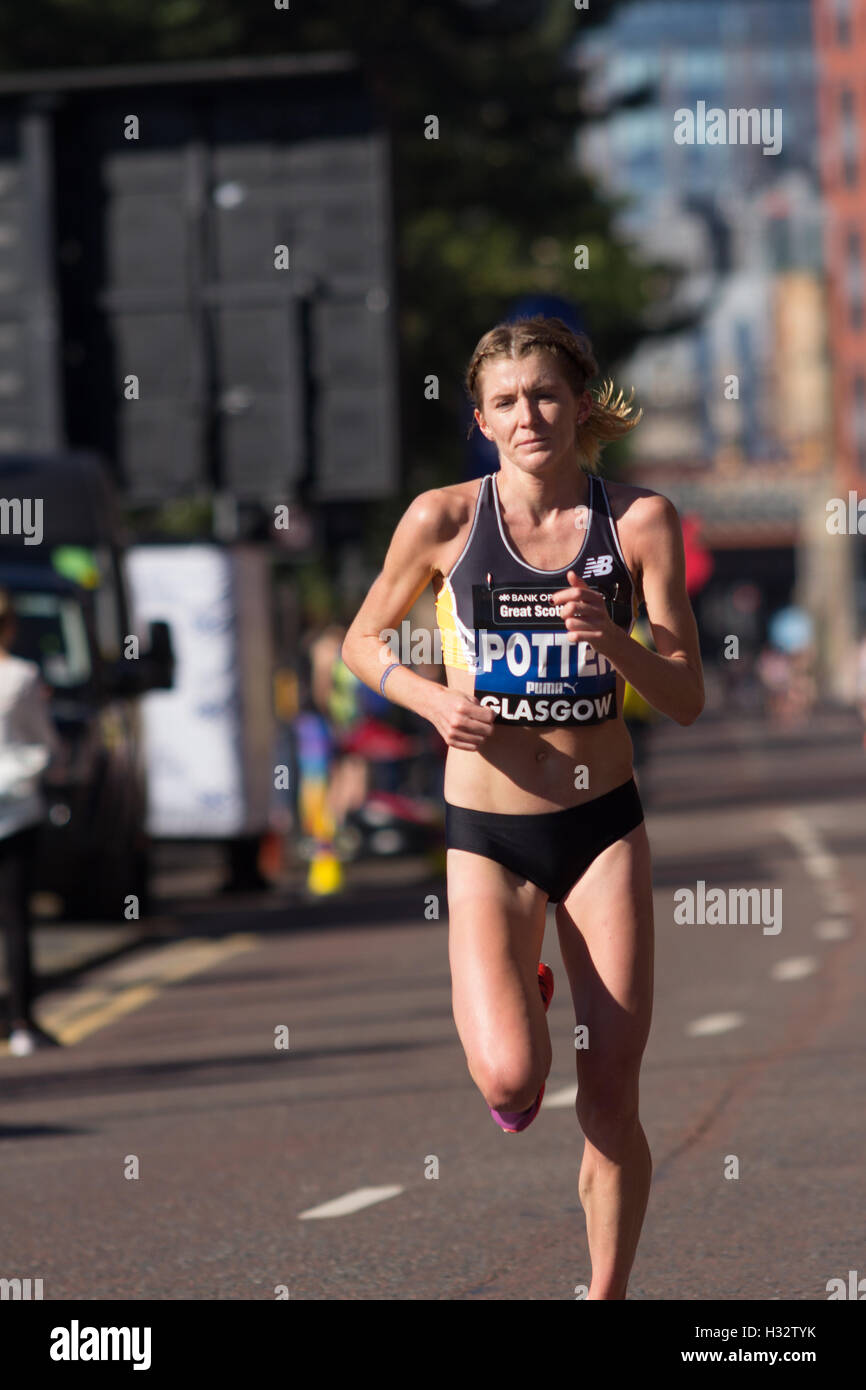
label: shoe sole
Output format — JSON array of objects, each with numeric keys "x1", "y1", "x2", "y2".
[{"x1": 501, "y1": 1081, "x2": 546, "y2": 1133}]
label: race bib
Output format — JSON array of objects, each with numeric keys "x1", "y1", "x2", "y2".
[{"x1": 471, "y1": 583, "x2": 618, "y2": 727}]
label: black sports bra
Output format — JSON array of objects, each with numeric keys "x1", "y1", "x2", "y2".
[{"x1": 433, "y1": 472, "x2": 637, "y2": 727}]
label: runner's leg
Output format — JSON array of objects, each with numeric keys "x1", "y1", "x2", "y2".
[
  {"x1": 555, "y1": 820, "x2": 654, "y2": 1299},
  {"x1": 447, "y1": 848, "x2": 550, "y2": 1113}
]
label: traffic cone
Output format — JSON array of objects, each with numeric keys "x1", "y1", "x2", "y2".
[{"x1": 307, "y1": 847, "x2": 344, "y2": 895}]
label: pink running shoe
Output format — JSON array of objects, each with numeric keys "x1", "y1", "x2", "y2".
[
  {"x1": 538, "y1": 961, "x2": 554, "y2": 1012},
  {"x1": 490, "y1": 1081, "x2": 546, "y2": 1133}
]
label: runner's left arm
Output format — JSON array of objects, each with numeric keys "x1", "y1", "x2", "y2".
[{"x1": 554, "y1": 494, "x2": 704, "y2": 726}]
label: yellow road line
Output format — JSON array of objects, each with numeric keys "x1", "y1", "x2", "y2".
[
  {"x1": 1, "y1": 933, "x2": 260, "y2": 1051},
  {"x1": 57, "y1": 983, "x2": 162, "y2": 1045}
]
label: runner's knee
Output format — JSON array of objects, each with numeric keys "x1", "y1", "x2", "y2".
[
  {"x1": 473, "y1": 1056, "x2": 548, "y2": 1113},
  {"x1": 575, "y1": 1056, "x2": 643, "y2": 1144}
]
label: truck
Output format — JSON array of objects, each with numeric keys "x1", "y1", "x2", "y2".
[{"x1": 0, "y1": 449, "x2": 173, "y2": 919}]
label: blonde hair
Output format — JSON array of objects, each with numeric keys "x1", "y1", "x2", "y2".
[{"x1": 465, "y1": 315, "x2": 642, "y2": 473}]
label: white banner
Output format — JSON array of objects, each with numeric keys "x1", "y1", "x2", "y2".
[{"x1": 126, "y1": 544, "x2": 272, "y2": 838}]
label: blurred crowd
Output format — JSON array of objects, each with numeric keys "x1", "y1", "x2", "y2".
[{"x1": 271, "y1": 621, "x2": 446, "y2": 895}]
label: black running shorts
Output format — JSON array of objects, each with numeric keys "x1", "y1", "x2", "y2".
[{"x1": 444, "y1": 777, "x2": 645, "y2": 903}]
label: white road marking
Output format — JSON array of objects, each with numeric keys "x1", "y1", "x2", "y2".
[
  {"x1": 543, "y1": 1084, "x2": 577, "y2": 1108},
  {"x1": 777, "y1": 814, "x2": 851, "y2": 917},
  {"x1": 803, "y1": 854, "x2": 836, "y2": 879},
  {"x1": 778, "y1": 814, "x2": 828, "y2": 858},
  {"x1": 824, "y1": 889, "x2": 853, "y2": 916},
  {"x1": 685, "y1": 1012, "x2": 745, "y2": 1037},
  {"x1": 770, "y1": 956, "x2": 818, "y2": 981},
  {"x1": 299, "y1": 1186, "x2": 404, "y2": 1220},
  {"x1": 776, "y1": 813, "x2": 855, "y2": 956},
  {"x1": 814, "y1": 918, "x2": 853, "y2": 941}
]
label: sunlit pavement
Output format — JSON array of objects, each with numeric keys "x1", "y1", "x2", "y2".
[{"x1": 1, "y1": 701, "x2": 864, "y2": 1299}]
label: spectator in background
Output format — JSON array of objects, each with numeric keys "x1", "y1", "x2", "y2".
[
  {"x1": 756, "y1": 644, "x2": 792, "y2": 723},
  {"x1": 0, "y1": 588, "x2": 63, "y2": 1055},
  {"x1": 760, "y1": 605, "x2": 817, "y2": 728},
  {"x1": 292, "y1": 620, "x2": 345, "y2": 895},
  {"x1": 309, "y1": 621, "x2": 369, "y2": 826}
]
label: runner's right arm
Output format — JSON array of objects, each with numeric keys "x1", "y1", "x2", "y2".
[{"x1": 340, "y1": 491, "x2": 495, "y2": 751}]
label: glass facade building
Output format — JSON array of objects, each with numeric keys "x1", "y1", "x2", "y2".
[{"x1": 573, "y1": 0, "x2": 826, "y2": 481}]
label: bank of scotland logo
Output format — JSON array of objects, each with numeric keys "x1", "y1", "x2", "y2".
[{"x1": 583, "y1": 554, "x2": 613, "y2": 577}]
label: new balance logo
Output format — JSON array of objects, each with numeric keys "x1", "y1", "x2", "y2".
[{"x1": 583, "y1": 554, "x2": 613, "y2": 577}]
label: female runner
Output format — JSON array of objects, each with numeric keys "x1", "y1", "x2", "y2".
[{"x1": 340, "y1": 316, "x2": 704, "y2": 1299}]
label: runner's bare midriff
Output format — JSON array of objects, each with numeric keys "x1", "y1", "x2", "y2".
[{"x1": 441, "y1": 664, "x2": 635, "y2": 813}]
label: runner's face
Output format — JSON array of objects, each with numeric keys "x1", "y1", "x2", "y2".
[{"x1": 475, "y1": 352, "x2": 589, "y2": 471}]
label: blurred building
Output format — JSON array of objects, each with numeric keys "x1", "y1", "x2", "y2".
[
  {"x1": 0, "y1": 55, "x2": 400, "y2": 543},
  {"x1": 573, "y1": 0, "x2": 860, "y2": 695},
  {"x1": 813, "y1": 0, "x2": 866, "y2": 642},
  {"x1": 576, "y1": 0, "x2": 823, "y2": 464},
  {"x1": 813, "y1": 0, "x2": 866, "y2": 492}
]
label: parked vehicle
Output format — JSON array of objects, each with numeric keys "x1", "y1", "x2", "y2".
[{"x1": 0, "y1": 451, "x2": 173, "y2": 919}]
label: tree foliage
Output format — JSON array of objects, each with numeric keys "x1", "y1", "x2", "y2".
[{"x1": 0, "y1": 1, "x2": 670, "y2": 542}]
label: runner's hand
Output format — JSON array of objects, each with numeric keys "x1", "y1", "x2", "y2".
[
  {"x1": 427, "y1": 686, "x2": 496, "y2": 750},
  {"x1": 553, "y1": 569, "x2": 617, "y2": 654}
]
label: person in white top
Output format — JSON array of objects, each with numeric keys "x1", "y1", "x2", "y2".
[{"x1": 0, "y1": 587, "x2": 63, "y2": 1055}]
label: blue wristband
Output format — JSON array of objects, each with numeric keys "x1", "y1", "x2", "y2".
[{"x1": 380, "y1": 661, "x2": 401, "y2": 696}]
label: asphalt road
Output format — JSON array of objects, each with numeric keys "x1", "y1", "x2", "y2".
[{"x1": 1, "y1": 704, "x2": 864, "y2": 1301}]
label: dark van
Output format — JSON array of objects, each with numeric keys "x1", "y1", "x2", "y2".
[{"x1": 0, "y1": 451, "x2": 173, "y2": 919}]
